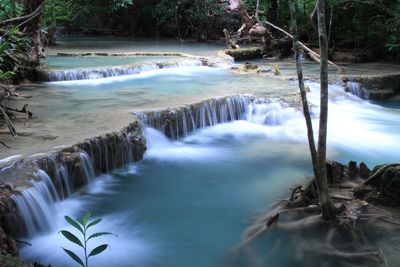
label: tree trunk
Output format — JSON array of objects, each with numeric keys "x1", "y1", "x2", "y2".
[
  {"x1": 255, "y1": 0, "x2": 260, "y2": 19},
  {"x1": 290, "y1": 0, "x2": 336, "y2": 221},
  {"x1": 316, "y1": 0, "x2": 336, "y2": 221},
  {"x1": 289, "y1": 0, "x2": 320, "y2": 199},
  {"x1": 48, "y1": 0, "x2": 57, "y2": 45},
  {"x1": 23, "y1": 0, "x2": 45, "y2": 65},
  {"x1": 268, "y1": 0, "x2": 278, "y2": 24}
]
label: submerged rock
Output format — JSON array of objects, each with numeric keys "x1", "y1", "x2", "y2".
[{"x1": 231, "y1": 63, "x2": 272, "y2": 74}]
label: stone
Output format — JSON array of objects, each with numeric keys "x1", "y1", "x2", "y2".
[
  {"x1": 359, "y1": 162, "x2": 371, "y2": 179},
  {"x1": 348, "y1": 161, "x2": 359, "y2": 179}
]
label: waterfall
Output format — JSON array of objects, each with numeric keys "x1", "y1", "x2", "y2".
[
  {"x1": 40, "y1": 59, "x2": 204, "y2": 82},
  {"x1": 136, "y1": 95, "x2": 297, "y2": 139},
  {"x1": 346, "y1": 81, "x2": 369, "y2": 99},
  {"x1": 10, "y1": 170, "x2": 58, "y2": 237},
  {"x1": 4, "y1": 122, "x2": 146, "y2": 237},
  {"x1": 136, "y1": 95, "x2": 256, "y2": 139},
  {"x1": 246, "y1": 101, "x2": 298, "y2": 126}
]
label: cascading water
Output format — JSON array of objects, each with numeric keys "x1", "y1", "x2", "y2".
[
  {"x1": 137, "y1": 95, "x2": 300, "y2": 139},
  {"x1": 9, "y1": 151, "x2": 96, "y2": 237},
  {"x1": 6, "y1": 122, "x2": 146, "y2": 237},
  {"x1": 346, "y1": 81, "x2": 369, "y2": 99},
  {"x1": 10, "y1": 170, "x2": 59, "y2": 237},
  {"x1": 13, "y1": 80, "x2": 400, "y2": 267},
  {"x1": 41, "y1": 59, "x2": 204, "y2": 82}
]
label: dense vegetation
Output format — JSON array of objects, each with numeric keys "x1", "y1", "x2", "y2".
[
  {"x1": 0, "y1": 0, "x2": 399, "y2": 73},
  {"x1": 42, "y1": 0, "x2": 400, "y2": 60}
]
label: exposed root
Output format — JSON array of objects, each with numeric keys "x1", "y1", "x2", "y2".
[
  {"x1": 231, "y1": 161, "x2": 400, "y2": 266},
  {"x1": 359, "y1": 214, "x2": 400, "y2": 226},
  {"x1": 363, "y1": 164, "x2": 400, "y2": 185},
  {"x1": 303, "y1": 245, "x2": 381, "y2": 262}
]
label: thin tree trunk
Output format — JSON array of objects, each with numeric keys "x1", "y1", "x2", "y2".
[
  {"x1": 48, "y1": 0, "x2": 57, "y2": 45},
  {"x1": 289, "y1": 0, "x2": 320, "y2": 198},
  {"x1": 327, "y1": 5, "x2": 333, "y2": 47},
  {"x1": 316, "y1": 0, "x2": 336, "y2": 221},
  {"x1": 255, "y1": 0, "x2": 260, "y2": 19},
  {"x1": 268, "y1": 0, "x2": 278, "y2": 24}
]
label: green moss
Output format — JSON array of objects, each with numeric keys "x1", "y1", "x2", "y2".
[{"x1": 0, "y1": 254, "x2": 27, "y2": 267}]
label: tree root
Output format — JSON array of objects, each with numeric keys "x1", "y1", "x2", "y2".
[
  {"x1": 363, "y1": 163, "x2": 400, "y2": 186},
  {"x1": 359, "y1": 214, "x2": 400, "y2": 226},
  {"x1": 3, "y1": 104, "x2": 34, "y2": 118},
  {"x1": 237, "y1": 202, "x2": 323, "y2": 249},
  {"x1": 303, "y1": 245, "x2": 382, "y2": 262}
]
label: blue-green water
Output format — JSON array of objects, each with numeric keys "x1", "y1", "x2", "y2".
[
  {"x1": 43, "y1": 55, "x2": 187, "y2": 70},
  {"x1": 20, "y1": 88, "x2": 400, "y2": 266},
  {"x1": 47, "y1": 36, "x2": 225, "y2": 56},
  {"x1": 7, "y1": 38, "x2": 400, "y2": 267},
  {"x1": 3, "y1": 66, "x2": 294, "y2": 160}
]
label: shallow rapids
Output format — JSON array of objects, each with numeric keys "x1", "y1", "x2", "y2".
[{"x1": 18, "y1": 81, "x2": 400, "y2": 267}]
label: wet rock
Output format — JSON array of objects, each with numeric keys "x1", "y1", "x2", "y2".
[
  {"x1": 348, "y1": 161, "x2": 359, "y2": 179},
  {"x1": 355, "y1": 163, "x2": 400, "y2": 205},
  {"x1": 223, "y1": 47, "x2": 262, "y2": 61},
  {"x1": 326, "y1": 160, "x2": 349, "y2": 184},
  {"x1": 343, "y1": 73, "x2": 400, "y2": 99},
  {"x1": 231, "y1": 63, "x2": 272, "y2": 74},
  {"x1": 359, "y1": 162, "x2": 371, "y2": 179}
]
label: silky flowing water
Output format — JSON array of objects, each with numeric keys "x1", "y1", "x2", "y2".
[{"x1": 2, "y1": 38, "x2": 400, "y2": 266}]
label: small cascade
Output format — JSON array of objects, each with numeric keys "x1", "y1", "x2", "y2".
[
  {"x1": 3, "y1": 122, "x2": 146, "y2": 237},
  {"x1": 37, "y1": 155, "x2": 71, "y2": 199},
  {"x1": 136, "y1": 95, "x2": 255, "y2": 139},
  {"x1": 246, "y1": 101, "x2": 297, "y2": 126},
  {"x1": 10, "y1": 170, "x2": 58, "y2": 237},
  {"x1": 40, "y1": 59, "x2": 204, "y2": 82},
  {"x1": 346, "y1": 81, "x2": 369, "y2": 99},
  {"x1": 137, "y1": 96, "x2": 300, "y2": 140}
]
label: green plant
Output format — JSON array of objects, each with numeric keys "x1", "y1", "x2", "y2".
[
  {"x1": 385, "y1": 35, "x2": 400, "y2": 52},
  {"x1": 60, "y1": 212, "x2": 117, "y2": 267}
]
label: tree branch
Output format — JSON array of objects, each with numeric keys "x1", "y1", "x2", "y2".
[{"x1": 0, "y1": 1, "x2": 45, "y2": 27}]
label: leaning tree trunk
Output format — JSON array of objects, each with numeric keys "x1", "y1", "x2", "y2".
[
  {"x1": 316, "y1": 0, "x2": 336, "y2": 221},
  {"x1": 23, "y1": 0, "x2": 45, "y2": 65}
]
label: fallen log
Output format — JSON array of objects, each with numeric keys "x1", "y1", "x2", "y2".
[{"x1": 264, "y1": 20, "x2": 342, "y2": 71}]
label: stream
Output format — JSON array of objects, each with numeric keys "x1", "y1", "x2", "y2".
[{"x1": 2, "y1": 37, "x2": 400, "y2": 266}]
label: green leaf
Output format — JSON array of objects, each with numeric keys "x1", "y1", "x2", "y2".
[
  {"x1": 79, "y1": 212, "x2": 91, "y2": 227},
  {"x1": 62, "y1": 248, "x2": 84, "y2": 267},
  {"x1": 65, "y1": 216, "x2": 84, "y2": 234},
  {"x1": 86, "y1": 218, "x2": 102, "y2": 229},
  {"x1": 88, "y1": 244, "x2": 108, "y2": 257},
  {"x1": 87, "y1": 232, "x2": 117, "y2": 241},
  {"x1": 59, "y1": 230, "x2": 84, "y2": 248}
]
